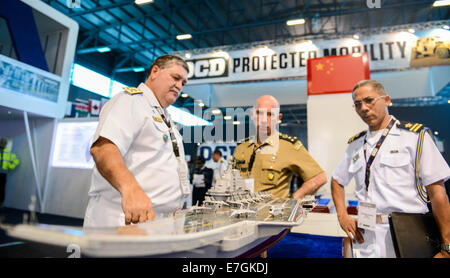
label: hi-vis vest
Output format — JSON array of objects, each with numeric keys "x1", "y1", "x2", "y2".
[{"x1": 0, "y1": 148, "x2": 19, "y2": 172}]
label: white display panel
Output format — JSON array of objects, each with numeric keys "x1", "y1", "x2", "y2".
[
  {"x1": 0, "y1": 0, "x2": 78, "y2": 118},
  {"x1": 51, "y1": 121, "x2": 98, "y2": 169},
  {"x1": 307, "y1": 93, "x2": 366, "y2": 196}
]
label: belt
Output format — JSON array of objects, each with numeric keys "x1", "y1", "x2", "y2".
[{"x1": 376, "y1": 214, "x2": 389, "y2": 224}]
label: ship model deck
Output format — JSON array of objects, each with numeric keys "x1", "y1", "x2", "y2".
[{"x1": 2, "y1": 167, "x2": 305, "y2": 257}]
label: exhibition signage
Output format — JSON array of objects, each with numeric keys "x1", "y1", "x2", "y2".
[
  {"x1": 0, "y1": 0, "x2": 78, "y2": 119},
  {"x1": 197, "y1": 142, "x2": 237, "y2": 164},
  {"x1": 184, "y1": 28, "x2": 450, "y2": 85},
  {"x1": 0, "y1": 54, "x2": 61, "y2": 102},
  {"x1": 51, "y1": 121, "x2": 97, "y2": 169}
]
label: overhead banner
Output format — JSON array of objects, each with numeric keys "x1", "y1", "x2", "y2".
[{"x1": 184, "y1": 28, "x2": 450, "y2": 85}]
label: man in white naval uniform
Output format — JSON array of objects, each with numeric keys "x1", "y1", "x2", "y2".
[
  {"x1": 331, "y1": 80, "x2": 450, "y2": 258},
  {"x1": 83, "y1": 55, "x2": 190, "y2": 228},
  {"x1": 210, "y1": 150, "x2": 228, "y2": 186}
]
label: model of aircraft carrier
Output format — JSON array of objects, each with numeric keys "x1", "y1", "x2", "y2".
[{"x1": 1, "y1": 161, "x2": 306, "y2": 257}]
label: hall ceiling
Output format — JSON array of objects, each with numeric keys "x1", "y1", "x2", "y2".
[{"x1": 45, "y1": 0, "x2": 449, "y2": 74}]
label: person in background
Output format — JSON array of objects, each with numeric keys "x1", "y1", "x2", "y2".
[
  {"x1": 0, "y1": 138, "x2": 20, "y2": 209},
  {"x1": 191, "y1": 157, "x2": 213, "y2": 206},
  {"x1": 210, "y1": 150, "x2": 228, "y2": 186}
]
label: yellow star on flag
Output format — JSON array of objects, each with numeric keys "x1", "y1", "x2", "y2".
[{"x1": 316, "y1": 62, "x2": 324, "y2": 71}]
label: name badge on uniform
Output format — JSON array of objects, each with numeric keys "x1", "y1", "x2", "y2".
[
  {"x1": 177, "y1": 158, "x2": 191, "y2": 196},
  {"x1": 244, "y1": 178, "x2": 254, "y2": 193},
  {"x1": 162, "y1": 134, "x2": 168, "y2": 143},
  {"x1": 353, "y1": 154, "x2": 360, "y2": 162},
  {"x1": 357, "y1": 201, "x2": 377, "y2": 231}
]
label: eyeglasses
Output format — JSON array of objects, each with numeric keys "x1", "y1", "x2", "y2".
[{"x1": 353, "y1": 95, "x2": 386, "y2": 109}]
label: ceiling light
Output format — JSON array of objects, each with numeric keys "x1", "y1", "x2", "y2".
[
  {"x1": 432, "y1": 0, "x2": 450, "y2": 7},
  {"x1": 443, "y1": 25, "x2": 450, "y2": 30},
  {"x1": 353, "y1": 34, "x2": 359, "y2": 40},
  {"x1": 185, "y1": 52, "x2": 192, "y2": 59},
  {"x1": 176, "y1": 34, "x2": 192, "y2": 40},
  {"x1": 135, "y1": 0, "x2": 154, "y2": 4},
  {"x1": 181, "y1": 93, "x2": 189, "y2": 98},
  {"x1": 224, "y1": 116, "x2": 232, "y2": 120},
  {"x1": 286, "y1": 19, "x2": 305, "y2": 26},
  {"x1": 212, "y1": 109, "x2": 221, "y2": 115},
  {"x1": 233, "y1": 121, "x2": 240, "y2": 125},
  {"x1": 133, "y1": 67, "x2": 145, "y2": 72},
  {"x1": 96, "y1": 47, "x2": 111, "y2": 53},
  {"x1": 434, "y1": 131, "x2": 439, "y2": 135},
  {"x1": 408, "y1": 28, "x2": 415, "y2": 33},
  {"x1": 198, "y1": 102, "x2": 205, "y2": 107}
]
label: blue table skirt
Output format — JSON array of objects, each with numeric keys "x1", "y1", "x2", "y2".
[{"x1": 267, "y1": 232, "x2": 343, "y2": 258}]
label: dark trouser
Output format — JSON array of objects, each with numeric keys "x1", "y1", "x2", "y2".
[
  {"x1": 192, "y1": 187, "x2": 208, "y2": 206},
  {"x1": 0, "y1": 173, "x2": 6, "y2": 204}
]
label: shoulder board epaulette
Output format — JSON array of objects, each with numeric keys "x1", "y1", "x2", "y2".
[
  {"x1": 123, "y1": 87, "x2": 143, "y2": 95},
  {"x1": 279, "y1": 133, "x2": 303, "y2": 150},
  {"x1": 279, "y1": 133, "x2": 299, "y2": 144},
  {"x1": 396, "y1": 121, "x2": 426, "y2": 133},
  {"x1": 348, "y1": 131, "x2": 367, "y2": 144}
]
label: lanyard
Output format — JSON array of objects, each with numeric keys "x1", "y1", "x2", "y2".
[
  {"x1": 248, "y1": 142, "x2": 269, "y2": 174},
  {"x1": 155, "y1": 106, "x2": 180, "y2": 158},
  {"x1": 363, "y1": 117, "x2": 396, "y2": 192}
]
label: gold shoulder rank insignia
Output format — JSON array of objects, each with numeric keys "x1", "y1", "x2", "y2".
[
  {"x1": 124, "y1": 87, "x2": 143, "y2": 95},
  {"x1": 348, "y1": 131, "x2": 367, "y2": 144},
  {"x1": 279, "y1": 133, "x2": 301, "y2": 146},
  {"x1": 294, "y1": 141, "x2": 302, "y2": 151},
  {"x1": 397, "y1": 121, "x2": 425, "y2": 133}
]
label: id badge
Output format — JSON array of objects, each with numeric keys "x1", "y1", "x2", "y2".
[
  {"x1": 177, "y1": 158, "x2": 191, "y2": 196},
  {"x1": 244, "y1": 178, "x2": 254, "y2": 192},
  {"x1": 357, "y1": 201, "x2": 377, "y2": 231}
]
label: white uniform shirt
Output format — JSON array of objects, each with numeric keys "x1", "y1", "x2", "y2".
[
  {"x1": 84, "y1": 83, "x2": 186, "y2": 227},
  {"x1": 332, "y1": 119, "x2": 450, "y2": 257},
  {"x1": 210, "y1": 159, "x2": 229, "y2": 185},
  {"x1": 333, "y1": 120, "x2": 450, "y2": 215}
]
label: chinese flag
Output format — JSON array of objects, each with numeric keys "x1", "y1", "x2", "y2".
[{"x1": 307, "y1": 53, "x2": 370, "y2": 95}]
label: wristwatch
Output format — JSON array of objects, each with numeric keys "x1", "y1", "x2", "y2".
[{"x1": 441, "y1": 243, "x2": 450, "y2": 253}]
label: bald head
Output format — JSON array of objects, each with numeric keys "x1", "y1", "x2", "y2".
[
  {"x1": 253, "y1": 95, "x2": 282, "y2": 143},
  {"x1": 255, "y1": 95, "x2": 280, "y2": 110}
]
